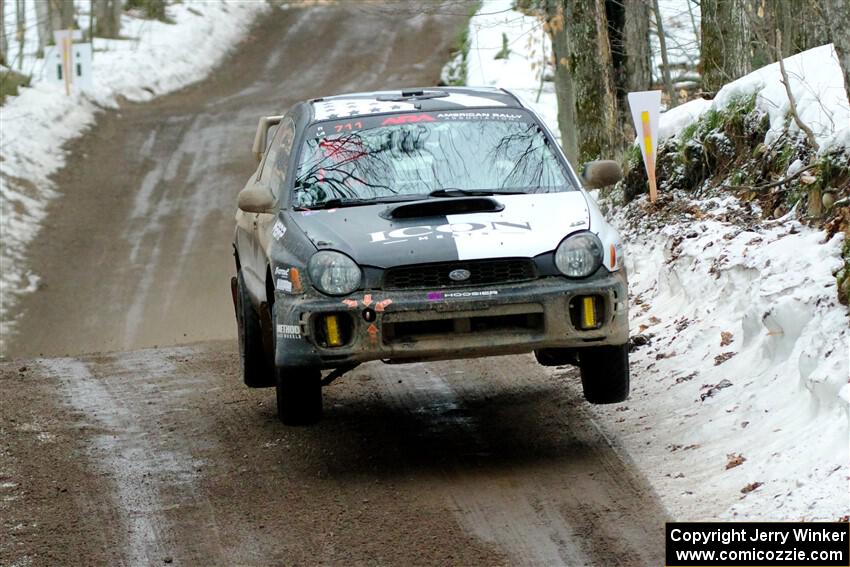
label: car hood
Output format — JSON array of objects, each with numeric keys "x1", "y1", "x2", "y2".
[{"x1": 289, "y1": 191, "x2": 590, "y2": 268}]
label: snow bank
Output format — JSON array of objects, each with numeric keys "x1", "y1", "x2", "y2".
[
  {"x1": 600, "y1": 207, "x2": 849, "y2": 520},
  {"x1": 671, "y1": 44, "x2": 850, "y2": 154},
  {"x1": 658, "y1": 98, "x2": 712, "y2": 141},
  {"x1": 463, "y1": 0, "x2": 849, "y2": 520},
  {"x1": 0, "y1": 1, "x2": 269, "y2": 354}
]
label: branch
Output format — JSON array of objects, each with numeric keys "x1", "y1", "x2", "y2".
[
  {"x1": 721, "y1": 163, "x2": 818, "y2": 191},
  {"x1": 776, "y1": 30, "x2": 819, "y2": 152}
]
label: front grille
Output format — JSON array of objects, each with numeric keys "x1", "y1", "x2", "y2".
[{"x1": 382, "y1": 258, "x2": 537, "y2": 290}]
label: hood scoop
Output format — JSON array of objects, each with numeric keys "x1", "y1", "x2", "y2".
[{"x1": 384, "y1": 197, "x2": 504, "y2": 219}]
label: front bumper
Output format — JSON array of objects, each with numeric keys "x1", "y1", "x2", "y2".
[{"x1": 273, "y1": 270, "x2": 629, "y2": 368}]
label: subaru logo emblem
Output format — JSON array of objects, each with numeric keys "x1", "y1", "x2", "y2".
[{"x1": 449, "y1": 269, "x2": 471, "y2": 281}]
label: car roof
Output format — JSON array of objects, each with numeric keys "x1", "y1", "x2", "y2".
[{"x1": 308, "y1": 86, "x2": 525, "y2": 122}]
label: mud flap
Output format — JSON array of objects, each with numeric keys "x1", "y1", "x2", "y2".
[{"x1": 230, "y1": 276, "x2": 238, "y2": 317}]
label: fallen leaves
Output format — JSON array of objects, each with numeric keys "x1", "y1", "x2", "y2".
[
  {"x1": 714, "y1": 352, "x2": 737, "y2": 365},
  {"x1": 629, "y1": 333, "x2": 653, "y2": 352},
  {"x1": 700, "y1": 379, "x2": 733, "y2": 401},
  {"x1": 726, "y1": 453, "x2": 746, "y2": 469},
  {"x1": 674, "y1": 371, "x2": 698, "y2": 385},
  {"x1": 720, "y1": 331, "x2": 733, "y2": 346},
  {"x1": 741, "y1": 481, "x2": 763, "y2": 494}
]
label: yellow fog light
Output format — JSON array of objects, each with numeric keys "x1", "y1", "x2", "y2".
[
  {"x1": 325, "y1": 314, "x2": 342, "y2": 347},
  {"x1": 581, "y1": 296, "x2": 597, "y2": 329}
]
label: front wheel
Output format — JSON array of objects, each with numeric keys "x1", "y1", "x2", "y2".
[
  {"x1": 276, "y1": 367, "x2": 322, "y2": 425},
  {"x1": 578, "y1": 344, "x2": 630, "y2": 404}
]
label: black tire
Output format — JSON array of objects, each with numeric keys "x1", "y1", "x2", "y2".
[
  {"x1": 276, "y1": 366, "x2": 322, "y2": 425},
  {"x1": 534, "y1": 348, "x2": 579, "y2": 367},
  {"x1": 236, "y1": 271, "x2": 274, "y2": 388},
  {"x1": 578, "y1": 344, "x2": 630, "y2": 404}
]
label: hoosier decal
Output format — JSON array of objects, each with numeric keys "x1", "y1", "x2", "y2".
[{"x1": 428, "y1": 290, "x2": 499, "y2": 301}]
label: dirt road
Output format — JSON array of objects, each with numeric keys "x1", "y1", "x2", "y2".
[
  {"x1": 1, "y1": 345, "x2": 666, "y2": 566},
  {"x1": 2, "y1": 4, "x2": 668, "y2": 565}
]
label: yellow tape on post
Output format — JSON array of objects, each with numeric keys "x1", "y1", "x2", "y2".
[{"x1": 641, "y1": 111, "x2": 657, "y2": 202}]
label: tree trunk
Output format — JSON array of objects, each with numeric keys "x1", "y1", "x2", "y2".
[
  {"x1": 701, "y1": 0, "x2": 753, "y2": 93},
  {"x1": 0, "y1": 0, "x2": 7, "y2": 66},
  {"x1": 544, "y1": 0, "x2": 579, "y2": 165},
  {"x1": 35, "y1": 0, "x2": 50, "y2": 54},
  {"x1": 564, "y1": 0, "x2": 620, "y2": 162},
  {"x1": 623, "y1": 0, "x2": 652, "y2": 94},
  {"x1": 48, "y1": 0, "x2": 74, "y2": 30},
  {"x1": 607, "y1": 0, "x2": 651, "y2": 146},
  {"x1": 652, "y1": 0, "x2": 678, "y2": 107},
  {"x1": 111, "y1": 0, "x2": 122, "y2": 33},
  {"x1": 95, "y1": 0, "x2": 121, "y2": 38},
  {"x1": 821, "y1": 0, "x2": 850, "y2": 103},
  {"x1": 15, "y1": 0, "x2": 24, "y2": 69}
]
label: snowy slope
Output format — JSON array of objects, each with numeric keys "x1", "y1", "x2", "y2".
[
  {"x1": 461, "y1": 0, "x2": 849, "y2": 521},
  {"x1": 0, "y1": 1, "x2": 269, "y2": 354}
]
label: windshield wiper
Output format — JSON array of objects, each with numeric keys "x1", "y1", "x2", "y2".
[
  {"x1": 427, "y1": 188, "x2": 527, "y2": 198},
  {"x1": 296, "y1": 194, "x2": 421, "y2": 211}
]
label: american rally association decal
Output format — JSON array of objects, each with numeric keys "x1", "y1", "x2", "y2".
[
  {"x1": 370, "y1": 221, "x2": 532, "y2": 244},
  {"x1": 435, "y1": 112, "x2": 524, "y2": 121}
]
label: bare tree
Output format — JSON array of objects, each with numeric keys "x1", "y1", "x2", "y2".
[
  {"x1": 95, "y1": 0, "x2": 121, "y2": 37},
  {"x1": 821, "y1": 0, "x2": 850, "y2": 103},
  {"x1": 0, "y1": 0, "x2": 7, "y2": 67},
  {"x1": 35, "y1": 0, "x2": 50, "y2": 55},
  {"x1": 49, "y1": 0, "x2": 74, "y2": 31},
  {"x1": 544, "y1": 0, "x2": 579, "y2": 164},
  {"x1": 548, "y1": 0, "x2": 620, "y2": 162},
  {"x1": 701, "y1": 0, "x2": 753, "y2": 93},
  {"x1": 14, "y1": 0, "x2": 24, "y2": 69},
  {"x1": 652, "y1": 0, "x2": 677, "y2": 106},
  {"x1": 606, "y1": 0, "x2": 652, "y2": 144},
  {"x1": 747, "y1": 1, "x2": 830, "y2": 68},
  {"x1": 623, "y1": 0, "x2": 652, "y2": 94}
]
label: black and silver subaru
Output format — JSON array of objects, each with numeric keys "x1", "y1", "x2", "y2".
[{"x1": 231, "y1": 87, "x2": 629, "y2": 425}]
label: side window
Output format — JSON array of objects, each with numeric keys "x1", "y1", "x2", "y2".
[{"x1": 268, "y1": 118, "x2": 296, "y2": 190}]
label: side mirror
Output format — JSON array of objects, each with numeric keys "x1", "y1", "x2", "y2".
[
  {"x1": 581, "y1": 160, "x2": 623, "y2": 188},
  {"x1": 238, "y1": 185, "x2": 275, "y2": 214},
  {"x1": 252, "y1": 115, "x2": 284, "y2": 163}
]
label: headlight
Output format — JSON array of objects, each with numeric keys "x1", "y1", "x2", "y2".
[
  {"x1": 308, "y1": 251, "x2": 362, "y2": 295},
  {"x1": 554, "y1": 232, "x2": 603, "y2": 278}
]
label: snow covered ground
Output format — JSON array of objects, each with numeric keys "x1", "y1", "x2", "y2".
[
  {"x1": 0, "y1": 1, "x2": 269, "y2": 354},
  {"x1": 460, "y1": 0, "x2": 849, "y2": 521}
]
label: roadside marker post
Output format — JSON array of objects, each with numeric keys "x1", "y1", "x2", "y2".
[
  {"x1": 45, "y1": 30, "x2": 92, "y2": 95},
  {"x1": 627, "y1": 90, "x2": 662, "y2": 203}
]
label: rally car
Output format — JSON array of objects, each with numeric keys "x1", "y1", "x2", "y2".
[{"x1": 231, "y1": 87, "x2": 629, "y2": 425}]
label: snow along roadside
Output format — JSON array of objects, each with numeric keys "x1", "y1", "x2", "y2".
[
  {"x1": 459, "y1": 0, "x2": 850, "y2": 521},
  {"x1": 0, "y1": 1, "x2": 270, "y2": 356},
  {"x1": 583, "y1": 206, "x2": 849, "y2": 521}
]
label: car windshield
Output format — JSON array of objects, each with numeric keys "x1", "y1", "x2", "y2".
[{"x1": 292, "y1": 109, "x2": 574, "y2": 209}]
